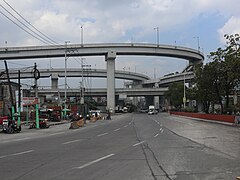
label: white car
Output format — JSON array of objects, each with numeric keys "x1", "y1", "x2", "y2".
[{"x1": 148, "y1": 109, "x2": 158, "y2": 115}]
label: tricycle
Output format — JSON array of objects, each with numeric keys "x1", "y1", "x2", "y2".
[{"x1": 2, "y1": 117, "x2": 21, "y2": 134}]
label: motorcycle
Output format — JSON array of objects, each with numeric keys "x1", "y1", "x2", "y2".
[
  {"x1": 29, "y1": 119, "x2": 49, "y2": 129},
  {"x1": 2, "y1": 118, "x2": 21, "y2": 134}
]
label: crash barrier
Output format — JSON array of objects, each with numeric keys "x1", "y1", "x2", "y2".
[
  {"x1": 169, "y1": 111, "x2": 235, "y2": 124},
  {"x1": 90, "y1": 115, "x2": 104, "y2": 122},
  {"x1": 90, "y1": 116, "x2": 98, "y2": 122},
  {"x1": 69, "y1": 119, "x2": 84, "y2": 129}
]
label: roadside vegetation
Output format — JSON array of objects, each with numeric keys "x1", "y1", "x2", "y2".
[{"x1": 165, "y1": 34, "x2": 240, "y2": 114}]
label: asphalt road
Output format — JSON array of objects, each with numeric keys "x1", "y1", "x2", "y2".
[{"x1": 0, "y1": 113, "x2": 239, "y2": 180}]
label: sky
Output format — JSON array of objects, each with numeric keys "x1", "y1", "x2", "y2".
[{"x1": 0, "y1": 0, "x2": 240, "y2": 89}]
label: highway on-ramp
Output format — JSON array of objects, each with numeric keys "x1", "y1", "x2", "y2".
[{"x1": 0, "y1": 113, "x2": 239, "y2": 180}]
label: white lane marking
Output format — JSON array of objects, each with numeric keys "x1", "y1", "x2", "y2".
[
  {"x1": 154, "y1": 133, "x2": 159, "y2": 138},
  {"x1": 97, "y1": 133, "x2": 108, "y2": 137},
  {"x1": 74, "y1": 153, "x2": 115, "y2": 169},
  {"x1": 160, "y1": 129, "x2": 164, "y2": 133},
  {"x1": 0, "y1": 150, "x2": 34, "y2": 159},
  {"x1": 133, "y1": 141, "x2": 144, "y2": 147},
  {"x1": 11, "y1": 137, "x2": 31, "y2": 142},
  {"x1": 62, "y1": 139, "x2": 82, "y2": 145},
  {"x1": 124, "y1": 125, "x2": 128, "y2": 128},
  {"x1": 129, "y1": 122, "x2": 132, "y2": 125},
  {"x1": 0, "y1": 156, "x2": 7, "y2": 159},
  {"x1": 49, "y1": 132, "x2": 65, "y2": 136},
  {"x1": 12, "y1": 150, "x2": 34, "y2": 156},
  {"x1": 114, "y1": 128, "x2": 120, "y2": 132}
]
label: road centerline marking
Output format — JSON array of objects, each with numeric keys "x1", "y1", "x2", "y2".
[
  {"x1": 0, "y1": 155, "x2": 7, "y2": 159},
  {"x1": 62, "y1": 139, "x2": 82, "y2": 145},
  {"x1": 74, "y1": 153, "x2": 115, "y2": 169},
  {"x1": 114, "y1": 128, "x2": 120, "y2": 132},
  {"x1": 133, "y1": 141, "x2": 144, "y2": 147},
  {"x1": 12, "y1": 137, "x2": 31, "y2": 142},
  {"x1": 12, "y1": 150, "x2": 34, "y2": 156},
  {"x1": 49, "y1": 132, "x2": 65, "y2": 136},
  {"x1": 97, "y1": 132, "x2": 108, "y2": 137}
]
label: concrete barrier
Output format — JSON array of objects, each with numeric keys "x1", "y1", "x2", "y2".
[
  {"x1": 170, "y1": 111, "x2": 235, "y2": 124},
  {"x1": 69, "y1": 119, "x2": 84, "y2": 129},
  {"x1": 90, "y1": 116, "x2": 97, "y2": 122}
]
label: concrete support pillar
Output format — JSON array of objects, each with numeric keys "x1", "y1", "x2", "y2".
[
  {"x1": 105, "y1": 51, "x2": 116, "y2": 113},
  {"x1": 145, "y1": 96, "x2": 154, "y2": 107},
  {"x1": 154, "y1": 96, "x2": 160, "y2": 110},
  {"x1": 51, "y1": 73, "x2": 59, "y2": 90}
]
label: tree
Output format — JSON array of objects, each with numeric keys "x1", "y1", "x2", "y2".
[
  {"x1": 193, "y1": 63, "x2": 217, "y2": 113},
  {"x1": 208, "y1": 34, "x2": 240, "y2": 113},
  {"x1": 193, "y1": 34, "x2": 240, "y2": 114},
  {"x1": 165, "y1": 82, "x2": 184, "y2": 109}
]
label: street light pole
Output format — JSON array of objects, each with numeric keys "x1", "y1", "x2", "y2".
[
  {"x1": 154, "y1": 27, "x2": 159, "y2": 47},
  {"x1": 193, "y1": 36, "x2": 200, "y2": 51},
  {"x1": 183, "y1": 72, "x2": 186, "y2": 109},
  {"x1": 81, "y1": 25, "x2": 84, "y2": 47},
  {"x1": 64, "y1": 41, "x2": 70, "y2": 119},
  {"x1": 123, "y1": 67, "x2": 126, "y2": 88}
]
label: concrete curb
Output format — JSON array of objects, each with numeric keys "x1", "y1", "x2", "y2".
[
  {"x1": 48, "y1": 120, "x2": 70, "y2": 126},
  {"x1": 172, "y1": 114, "x2": 236, "y2": 127}
]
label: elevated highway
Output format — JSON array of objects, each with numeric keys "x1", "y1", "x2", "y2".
[
  {"x1": 0, "y1": 68, "x2": 150, "y2": 81},
  {"x1": 0, "y1": 43, "x2": 204, "y2": 64},
  {"x1": 33, "y1": 87, "x2": 168, "y2": 97},
  {"x1": 142, "y1": 71, "x2": 194, "y2": 87},
  {"x1": 0, "y1": 43, "x2": 204, "y2": 112}
]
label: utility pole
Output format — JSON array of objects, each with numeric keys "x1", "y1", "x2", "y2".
[
  {"x1": 33, "y1": 62, "x2": 40, "y2": 129},
  {"x1": 64, "y1": 41, "x2": 70, "y2": 119},
  {"x1": 34, "y1": 63, "x2": 38, "y2": 97},
  {"x1": 80, "y1": 58, "x2": 85, "y2": 117},
  {"x1": 4, "y1": 60, "x2": 15, "y2": 120},
  {"x1": 18, "y1": 70, "x2": 21, "y2": 127},
  {"x1": 80, "y1": 58, "x2": 91, "y2": 118}
]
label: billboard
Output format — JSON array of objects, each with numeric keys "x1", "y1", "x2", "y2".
[{"x1": 22, "y1": 97, "x2": 39, "y2": 106}]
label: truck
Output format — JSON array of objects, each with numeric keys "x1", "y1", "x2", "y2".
[{"x1": 148, "y1": 105, "x2": 158, "y2": 115}]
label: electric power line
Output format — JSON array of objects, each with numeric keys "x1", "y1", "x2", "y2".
[
  {"x1": 3, "y1": 0, "x2": 60, "y2": 45},
  {"x1": 0, "y1": 2, "x2": 60, "y2": 45},
  {"x1": 0, "y1": 9, "x2": 52, "y2": 45}
]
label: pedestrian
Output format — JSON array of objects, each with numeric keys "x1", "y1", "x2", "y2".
[{"x1": 235, "y1": 115, "x2": 240, "y2": 126}]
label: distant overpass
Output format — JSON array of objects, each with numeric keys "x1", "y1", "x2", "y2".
[
  {"x1": 34, "y1": 87, "x2": 168, "y2": 97},
  {"x1": 142, "y1": 71, "x2": 195, "y2": 87},
  {"x1": 0, "y1": 68, "x2": 150, "y2": 82}
]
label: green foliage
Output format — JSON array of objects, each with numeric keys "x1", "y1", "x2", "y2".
[
  {"x1": 194, "y1": 33, "x2": 240, "y2": 114},
  {"x1": 193, "y1": 63, "x2": 217, "y2": 113},
  {"x1": 165, "y1": 82, "x2": 184, "y2": 109}
]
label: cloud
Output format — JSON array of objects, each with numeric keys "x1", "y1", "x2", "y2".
[
  {"x1": 1, "y1": 0, "x2": 240, "y2": 87},
  {"x1": 218, "y1": 16, "x2": 240, "y2": 45}
]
